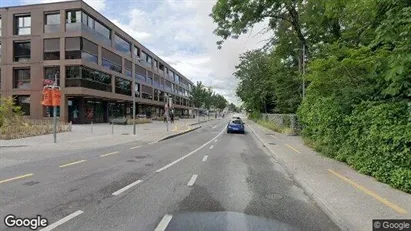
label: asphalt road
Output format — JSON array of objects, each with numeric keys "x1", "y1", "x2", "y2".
[{"x1": 0, "y1": 118, "x2": 339, "y2": 231}]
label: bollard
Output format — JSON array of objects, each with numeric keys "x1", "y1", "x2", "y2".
[
  {"x1": 112, "y1": 122, "x2": 114, "y2": 134},
  {"x1": 91, "y1": 121, "x2": 93, "y2": 134}
]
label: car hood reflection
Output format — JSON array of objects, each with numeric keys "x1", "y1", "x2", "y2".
[{"x1": 163, "y1": 211, "x2": 300, "y2": 231}]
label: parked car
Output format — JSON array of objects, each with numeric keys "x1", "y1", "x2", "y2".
[{"x1": 227, "y1": 119, "x2": 245, "y2": 134}]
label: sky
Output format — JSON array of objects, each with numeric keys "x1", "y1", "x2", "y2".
[{"x1": 1, "y1": 0, "x2": 271, "y2": 105}]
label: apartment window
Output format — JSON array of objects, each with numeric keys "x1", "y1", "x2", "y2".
[
  {"x1": 15, "y1": 15, "x2": 31, "y2": 35},
  {"x1": 94, "y1": 21, "x2": 110, "y2": 39},
  {"x1": 135, "y1": 64, "x2": 146, "y2": 83},
  {"x1": 154, "y1": 89, "x2": 159, "y2": 101},
  {"x1": 147, "y1": 55, "x2": 152, "y2": 64},
  {"x1": 102, "y1": 48, "x2": 122, "y2": 73},
  {"x1": 13, "y1": 68, "x2": 30, "y2": 89},
  {"x1": 133, "y1": 46, "x2": 140, "y2": 60},
  {"x1": 125, "y1": 59, "x2": 132, "y2": 77},
  {"x1": 159, "y1": 90, "x2": 164, "y2": 102},
  {"x1": 114, "y1": 34, "x2": 131, "y2": 56},
  {"x1": 134, "y1": 83, "x2": 140, "y2": 97},
  {"x1": 44, "y1": 66, "x2": 60, "y2": 86},
  {"x1": 14, "y1": 41, "x2": 31, "y2": 62},
  {"x1": 169, "y1": 70, "x2": 174, "y2": 80},
  {"x1": 14, "y1": 95, "x2": 30, "y2": 115},
  {"x1": 45, "y1": 12, "x2": 60, "y2": 33},
  {"x1": 141, "y1": 85, "x2": 153, "y2": 100},
  {"x1": 175, "y1": 74, "x2": 180, "y2": 84},
  {"x1": 65, "y1": 37, "x2": 98, "y2": 64},
  {"x1": 115, "y1": 77, "x2": 131, "y2": 95},
  {"x1": 44, "y1": 38, "x2": 60, "y2": 60},
  {"x1": 65, "y1": 66, "x2": 112, "y2": 92},
  {"x1": 66, "y1": 10, "x2": 81, "y2": 23},
  {"x1": 159, "y1": 63, "x2": 164, "y2": 72},
  {"x1": 154, "y1": 60, "x2": 158, "y2": 69}
]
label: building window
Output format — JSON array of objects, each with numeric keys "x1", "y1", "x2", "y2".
[
  {"x1": 125, "y1": 59, "x2": 132, "y2": 77},
  {"x1": 159, "y1": 90, "x2": 164, "y2": 102},
  {"x1": 0, "y1": 42, "x2": 2, "y2": 63},
  {"x1": 115, "y1": 77, "x2": 131, "y2": 96},
  {"x1": 94, "y1": 20, "x2": 110, "y2": 39},
  {"x1": 134, "y1": 83, "x2": 140, "y2": 97},
  {"x1": 65, "y1": 37, "x2": 98, "y2": 64},
  {"x1": 154, "y1": 60, "x2": 158, "y2": 69},
  {"x1": 175, "y1": 74, "x2": 180, "y2": 84},
  {"x1": 13, "y1": 68, "x2": 30, "y2": 89},
  {"x1": 14, "y1": 95, "x2": 30, "y2": 115},
  {"x1": 154, "y1": 89, "x2": 159, "y2": 101},
  {"x1": 44, "y1": 12, "x2": 60, "y2": 33},
  {"x1": 114, "y1": 34, "x2": 131, "y2": 56},
  {"x1": 135, "y1": 64, "x2": 146, "y2": 83},
  {"x1": 44, "y1": 38, "x2": 60, "y2": 60},
  {"x1": 141, "y1": 85, "x2": 153, "y2": 100},
  {"x1": 146, "y1": 76, "x2": 153, "y2": 85},
  {"x1": 66, "y1": 65, "x2": 112, "y2": 92},
  {"x1": 102, "y1": 48, "x2": 122, "y2": 73},
  {"x1": 14, "y1": 41, "x2": 31, "y2": 62},
  {"x1": 15, "y1": 15, "x2": 31, "y2": 35},
  {"x1": 44, "y1": 66, "x2": 60, "y2": 86},
  {"x1": 66, "y1": 10, "x2": 81, "y2": 23},
  {"x1": 133, "y1": 46, "x2": 140, "y2": 60},
  {"x1": 0, "y1": 17, "x2": 2, "y2": 36}
]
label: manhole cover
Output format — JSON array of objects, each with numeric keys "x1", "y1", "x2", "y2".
[
  {"x1": 268, "y1": 142, "x2": 276, "y2": 145},
  {"x1": 266, "y1": 193, "x2": 283, "y2": 200},
  {"x1": 23, "y1": 181, "x2": 39, "y2": 186},
  {"x1": 135, "y1": 156, "x2": 145, "y2": 159}
]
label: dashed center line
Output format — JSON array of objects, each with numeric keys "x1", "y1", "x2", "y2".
[
  {"x1": 0, "y1": 173, "x2": 34, "y2": 184},
  {"x1": 100, "y1": 151, "x2": 119, "y2": 157},
  {"x1": 187, "y1": 175, "x2": 198, "y2": 186},
  {"x1": 149, "y1": 141, "x2": 158, "y2": 145},
  {"x1": 39, "y1": 210, "x2": 84, "y2": 231},
  {"x1": 209, "y1": 145, "x2": 214, "y2": 149},
  {"x1": 285, "y1": 144, "x2": 301, "y2": 153},
  {"x1": 112, "y1": 180, "x2": 143, "y2": 196},
  {"x1": 130, "y1": 145, "x2": 141, "y2": 149},
  {"x1": 59, "y1": 160, "x2": 87, "y2": 168},
  {"x1": 202, "y1": 155, "x2": 208, "y2": 162},
  {"x1": 214, "y1": 139, "x2": 218, "y2": 142},
  {"x1": 154, "y1": 214, "x2": 173, "y2": 231}
]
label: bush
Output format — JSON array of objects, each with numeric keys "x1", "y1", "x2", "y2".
[{"x1": 341, "y1": 101, "x2": 411, "y2": 192}]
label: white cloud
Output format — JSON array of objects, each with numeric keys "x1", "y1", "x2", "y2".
[{"x1": 22, "y1": 0, "x2": 107, "y2": 11}]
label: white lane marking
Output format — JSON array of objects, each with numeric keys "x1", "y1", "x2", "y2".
[
  {"x1": 155, "y1": 127, "x2": 225, "y2": 173},
  {"x1": 40, "y1": 210, "x2": 83, "y2": 231},
  {"x1": 130, "y1": 145, "x2": 141, "y2": 149},
  {"x1": 154, "y1": 214, "x2": 173, "y2": 231},
  {"x1": 202, "y1": 155, "x2": 208, "y2": 162},
  {"x1": 209, "y1": 145, "x2": 214, "y2": 149},
  {"x1": 187, "y1": 175, "x2": 198, "y2": 186},
  {"x1": 214, "y1": 139, "x2": 218, "y2": 143},
  {"x1": 149, "y1": 141, "x2": 158, "y2": 145},
  {"x1": 212, "y1": 125, "x2": 217, "y2": 129},
  {"x1": 112, "y1": 180, "x2": 143, "y2": 196}
]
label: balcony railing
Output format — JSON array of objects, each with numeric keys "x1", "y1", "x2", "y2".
[
  {"x1": 66, "y1": 78, "x2": 112, "y2": 92},
  {"x1": 135, "y1": 74, "x2": 146, "y2": 83},
  {"x1": 44, "y1": 24, "x2": 60, "y2": 33}
]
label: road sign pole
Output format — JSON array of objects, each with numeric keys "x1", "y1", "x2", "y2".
[{"x1": 53, "y1": 73, "x2": 58, "y2": 143}]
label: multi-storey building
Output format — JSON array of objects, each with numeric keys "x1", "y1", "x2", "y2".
[{"x1": 0, "y1": 0, "x2": 194, "y2": 123}]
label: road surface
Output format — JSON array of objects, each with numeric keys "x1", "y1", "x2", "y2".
[{"x1": 0, "y1": 118, "x2": 339, "y2": 231}]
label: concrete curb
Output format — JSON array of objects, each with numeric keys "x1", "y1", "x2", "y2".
[
  {"x1": 157, "y1": 126, "x2": 202, "y2": 142},
  {"x1": 246, "y1": 120, "x2": 354, "y2": 231},
  {"x1": 188, "y1": 120, "x2": 212, "y2": 126}
]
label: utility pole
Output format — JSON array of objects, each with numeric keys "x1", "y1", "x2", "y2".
[
  {"x1": 133, "y1": 83, "x2": 136, "y2": 135},
  {"x1": 302, "y1": 44, "x2": 306, "y2": 99}
]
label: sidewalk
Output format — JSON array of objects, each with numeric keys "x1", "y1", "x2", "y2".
[
  {"x1": 246, "y1": 119, "x2": 411, "y2": 231},
  {"x1": 0, "y1": 118, "x2": 206, "y2": 149}
]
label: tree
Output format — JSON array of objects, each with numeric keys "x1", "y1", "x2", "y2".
[{"x1": 190, "y1": 81, "x2": 206, "y2": 108}]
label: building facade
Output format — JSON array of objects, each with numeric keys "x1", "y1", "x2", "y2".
[{"x1": 0, "y1": 0, "x2": 194, "y2": 124}]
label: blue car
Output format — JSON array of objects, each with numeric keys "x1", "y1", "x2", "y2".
[{"x1": 227, "y1": 119, "x2": 245, "y2": 134}]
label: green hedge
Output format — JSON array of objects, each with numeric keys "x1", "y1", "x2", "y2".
[{"x1": 299, "y1": 100, "x2": 411, "y2": 193}]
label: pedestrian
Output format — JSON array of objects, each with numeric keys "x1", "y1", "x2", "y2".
[
  {"x1": 163, "y1": 112, "x2": 167, "y2": 123},
  {"x1": 170, "y1": 112, "x2": 174, "y2": 123}
]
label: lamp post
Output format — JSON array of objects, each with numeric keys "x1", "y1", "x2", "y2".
[
  {"x1": 133, "y1": 83, "x2": 136, "y2": 135},
  {"x1": 53, "y1": 73, "x2": 58, "y2": 143}
]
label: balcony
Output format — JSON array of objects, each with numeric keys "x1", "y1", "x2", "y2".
[
  {"x1": 66, "y1": 78, "x2": 112, "y2": 92},
  {"x1": 135, "y1": 74, "x2": 146, "y2": 83},
  {"x1": 44, "y1": 24, "x2": 60, "y2": 33},
  {"x1": 66, "y1": 23, "x2": 111, "y2": 47},
  {"x1": 158, "y1": 69, "x2": 164, "y2": 76},
  {"x1": 153, "y1": 81, "x2": 160, "y2": 89}
]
